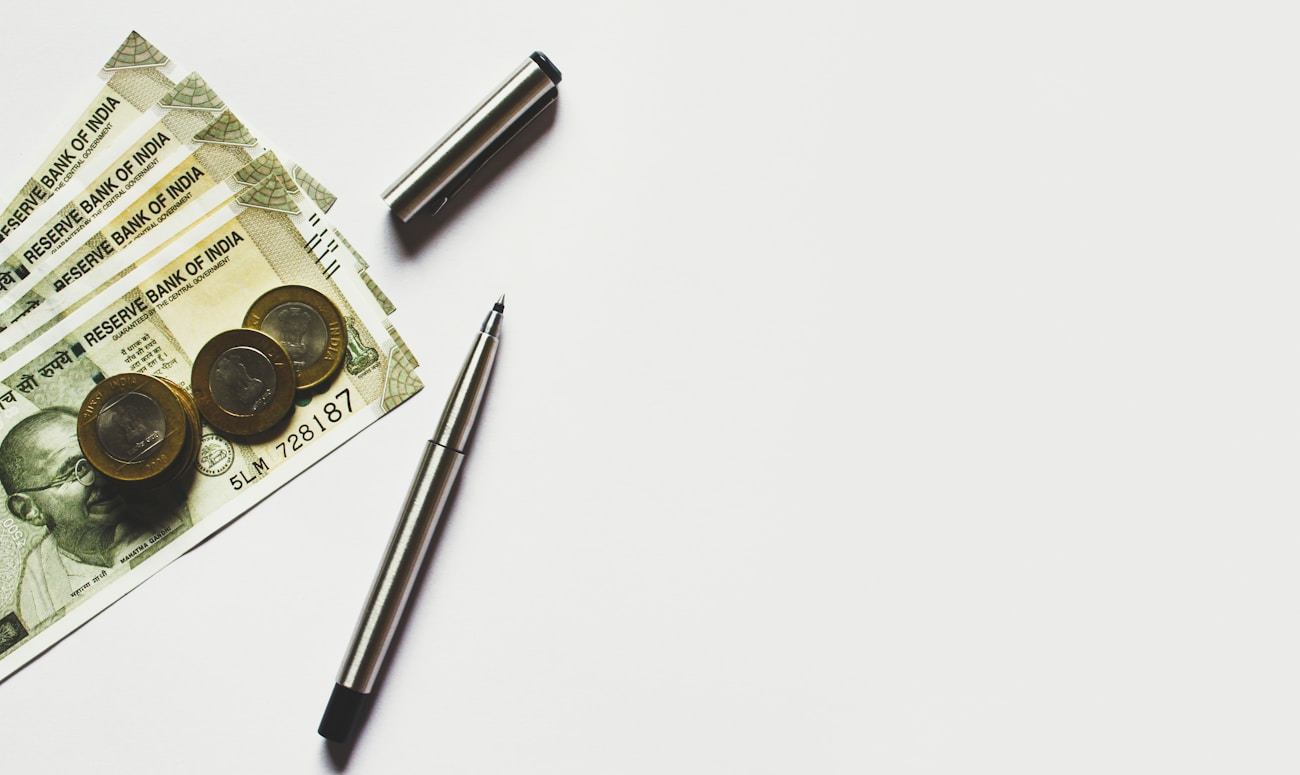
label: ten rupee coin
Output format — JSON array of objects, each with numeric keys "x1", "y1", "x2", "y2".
[
  {"x1": 78, "y1": 373, "x2": 190, "y2": 486},
  {"x1": 192, "y1": 328, "x2": 297, "y2": 436},
  {"x1": 243, "y1": 285, "x2": 345, "y2": 390}
]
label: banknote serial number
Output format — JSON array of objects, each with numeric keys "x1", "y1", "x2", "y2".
[{"x1": 226, "y1": 388, "x2": 353, "y2": 491}]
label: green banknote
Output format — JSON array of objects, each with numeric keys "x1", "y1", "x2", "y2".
[
  {"x1": 0, "y1": 52, "x2": 380, "y2": 332},
  {"x1": 0, "y1": 32, "x2": 180, "y2": 248},
  {"x1": 0, "y1": 192, "x2": 423, "y2": 682},
  {"x1": 0, "y1": 96, "x2": 260, "y2": 319},
  {"x1": 0, "y1": 55, "x2": 394, "y2": 348},
  {"x1": 0, "y1": 158, "x2": 370, "y2": 363}
]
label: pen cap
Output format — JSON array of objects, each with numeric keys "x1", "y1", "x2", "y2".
[{"x1": 382, "y1": 52, "x2": 562, "y2": 221}]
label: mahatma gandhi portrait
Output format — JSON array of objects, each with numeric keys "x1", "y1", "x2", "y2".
[{"x1": 0, "y1": 407, "x2": 145, "y2": 625}]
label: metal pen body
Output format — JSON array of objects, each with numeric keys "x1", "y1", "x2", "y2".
[
  {"x1": 334, "y1": 441, "x2": 464, "y2": 693},
  {"x1": 382, "y1": 53, "x2": 561, "y2": 221},
  {"x1": 322, "y1": 302, "x2": 501, "y2": 743}
]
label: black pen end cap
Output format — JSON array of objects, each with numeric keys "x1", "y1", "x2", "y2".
[
  {"x1": 530, "y1": 51, "x2": 562, "y2": 84},
  {"x1": 319, "y1": 683, "x2": 370, "y2": 743}
]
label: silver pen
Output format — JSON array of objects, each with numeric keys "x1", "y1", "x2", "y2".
[{"x1": 319, "y1": 296, "x2": 505, "y2": 743}]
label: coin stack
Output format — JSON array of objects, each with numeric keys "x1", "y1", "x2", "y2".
[{"x1": 78, "y1": 373, "x2": 202, "y2": 490}]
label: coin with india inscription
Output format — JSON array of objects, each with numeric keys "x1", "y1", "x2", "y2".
[
  {"x1": 78, "y1": 373, "x2": 190, "y2": 486},
  {"x1": 191, "y1": 329, "x2": 296, "y2": 436},
  {"x1": 243, "y1": 285, "x2": 345, "y2": 390}
]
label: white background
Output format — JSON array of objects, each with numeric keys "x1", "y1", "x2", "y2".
[{"x1": 1, "y1": 2, "x2": 1297, "y2": 772}]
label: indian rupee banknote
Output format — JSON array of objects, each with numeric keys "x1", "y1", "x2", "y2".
[
  {"x1": 0, "y1": 145, "x2": 372, "y2": 358},
  {"x1": 0, "y1": 32, "x2": 182, "y2": 248},
  {"x1": 0, "y1": 185, "x2": 386, "y2": 367},
  {"x1": 0, "y1": 58, "x2": 387, "y2": 333},
  {"x1": 0, "y1": 181, "x2": 423, "y2": 682}
]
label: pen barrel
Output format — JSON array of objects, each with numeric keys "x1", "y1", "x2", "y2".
[
  {"x1": 336, "y1": 441, "x2": 464, "y2": 693},
  {"x1": 436, "y1": 331, "x2": 498, "y2": 452},
  {"x1": 382, "y1": 55, "x2": 560, "y2": 222}
]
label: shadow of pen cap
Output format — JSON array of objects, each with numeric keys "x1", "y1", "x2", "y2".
[{"x1": 382, "y1": 52, "x2": 562, "y2": 222}]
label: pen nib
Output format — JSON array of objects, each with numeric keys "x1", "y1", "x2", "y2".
[{"x1": 481, "y1": 296, "x2": 505, "y2": 337}]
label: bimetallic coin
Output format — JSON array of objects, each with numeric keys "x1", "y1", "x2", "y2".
[
  {"x1": 243, "y1": 285, "x2": 345, "y2": 390},
  {"x1": 192, "y1": 329, "x2": 297, "y2": 436},
  {"x1": 78, "y1": 373, "x2": 189, "y2": 485}
]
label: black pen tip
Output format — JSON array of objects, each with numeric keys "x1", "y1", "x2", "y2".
[
  {"x1": 493, "y1": 294, "x2": 505, "y2": 313},
  {"x1": 319, "y1": 683, "x2": 369, "y2": 744}
]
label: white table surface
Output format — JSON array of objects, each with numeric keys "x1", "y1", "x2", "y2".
[{"x1": 1, "y1": 2, "x2": 1297, "y2": 772}]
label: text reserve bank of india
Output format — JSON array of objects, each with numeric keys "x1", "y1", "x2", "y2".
[{"x1": 0, "y1": 33, "x2": 393, "y2": 346}]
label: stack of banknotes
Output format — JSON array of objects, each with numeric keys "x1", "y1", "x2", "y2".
[{"x1": 0, "y1": 31, "x2": 422, "y2": 681}]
